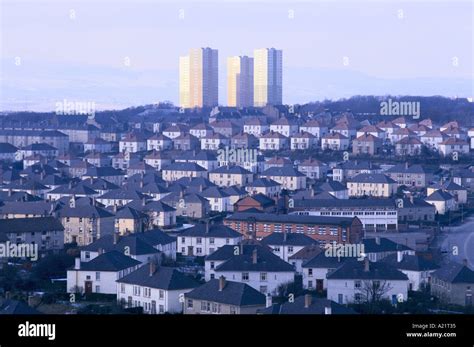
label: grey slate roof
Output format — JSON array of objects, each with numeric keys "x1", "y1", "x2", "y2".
[
  {"x1": 381, "y1": 254, "x2": 439, "y2": 272},
  {"x1": 261, "y1": 167, "x2": 305, "y2": 177},
  {"x1": 186, "y1": 279, "x2": 266, "y2": 306},
  {"x1": 81, "y1": 234, "x2": 159, "y2": 256},
  {"x1": 76, "y1": 251, "x2": 141, "y2": 271},
  {"x1": 362, "y1": 238, "x2": 412, "y2": 253},
  {"x1": 226, "y1": 211, "x2": 356, "y2": 226},
  {"x1": 326, "y1": 260, "x2": 408, "y2": 280},
  {"x1": 0, "y1": 300, "x2": 41, "y2": 315},
  {"x1": 117, "y1": 265, "x2": 200, "y2": 290},
  {"x1": 205, "y1": 244, "x2": 272, "y2": 261},
  {"x1": 426, "y1": 190, "x2": 454, "y2": 201},
  {"x1": 259, "y1": 296, "x2": 356, "y2": 315},
  {"x1": 302, "y1": 251, "x2": 350, "y2": 268},
  {"x1": 215, "y1": 249, "x2": 295, "y2": 272},
  {"x1": 180, "y1": 224, "x2": 241, "y2": 238},
  {"x1": 348, "y1": 173, "x2": 396, "y2": 184},
  {"x1": 0, "y1": 217, "x2": 64, "y2": 233},
  {"x1": 261, "y1": 232, "x2": 317, "y2": 246},
  {"x1": 431, "y1": 261, "x2": 474, "y2": 283}
]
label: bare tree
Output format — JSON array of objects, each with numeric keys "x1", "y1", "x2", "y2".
[{"x1": 356, "y1": 280, "x2": 393, "y2": 304}]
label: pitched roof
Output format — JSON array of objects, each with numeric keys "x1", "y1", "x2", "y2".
[
  {"x1": 432, "y1": 261, "x2": 474, "y2": 283},
  {"x1": 0, "y1": 300, "x2": 41, "y2": 315},
  {"x1": 426, "y1": 189, "x2": 454, "y2": 201},
  {"x1": 215, "y1": 248, "x2": 295, "y2": 272},
  {"x1": 261, "y1": 232, "x2": 317, "y2": 246},
  {"x1": 186, "y1": 279, "x2": 266, "y2": 306},
  {"x1": 227, "y1": 211, "x2": 356, "y2": 226},
  {"x1": 348, "y1": 173, "x2": 396, "y2": 184},
  {"x1": 76, "y1": 251, "x2": 141, "y2": 271},
  {"x1": 259, "y1": 295, "x2": 356, "y2": 315},
  {"x1": 180, "y1": 224, "x2": 241, "y2": 238},
  {"x1": 381, "y1": 254, "x2": 439, "y2": 272},
  {"x1": 362, "y1": 238, "x2": 412, "y2": 253},
  {"x1": 0, "y1": 217, "x2": 64, "y2": 233},
  {"x1": 326, "y1": 260, "x2": 408, "y2": 280},
  {"x1": 261, "y1": 167, "x2": 305, "y2": 177},
  {"x1": 117, "y1": 265, "x2": 200, "y2": 290}
]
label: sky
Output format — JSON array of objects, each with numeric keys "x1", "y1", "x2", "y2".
[{"x1": 0, "y1": 0, "x2": 473, "y2": 111}]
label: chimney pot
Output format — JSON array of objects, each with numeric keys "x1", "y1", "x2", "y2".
[
  {"x1": 265, "y1": 294, "x2": 272, "y2": 308},
  {"x1": 75, "y1": 258, "x2": 81, "y2": 270},
  {"x1": 397, "y1": 251, "x2": 404, "y2": 263},
  {"x1": 364, "y1": 257, "x2": 370, "y2": 272},
  {"x1": 252, "y1": 249, "x2": 258, "y2": 264},
  {"x1": 218, "y1": 276, "x2": 226, "y2": 291},
  {"x1": 304, "y1": 294, "x2": 312, "y2": 308},
  {"x1": 149, "y1": 262, "x2": 156, "y2": 276}
]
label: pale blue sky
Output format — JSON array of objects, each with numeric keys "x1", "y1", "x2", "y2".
[{"x1": 1, "y1": 0, "x2": 473, "y2": 111}]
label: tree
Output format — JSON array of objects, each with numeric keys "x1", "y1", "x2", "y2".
[{"x1": 357, "y1": 280, "x2": 393, "y2": 305}]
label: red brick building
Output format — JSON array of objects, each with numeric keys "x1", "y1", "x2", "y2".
[{"x1": 224, "y1": 212, "x2": 363, "y2": 244}]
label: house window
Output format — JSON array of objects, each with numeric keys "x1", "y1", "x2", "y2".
[
  {"x1": 197, "y1": 248, "x2": 202, "y2": 254},
  {"x1": 260, "y1": 272, "x2": 267, "y2": 282},
  {"x1": 181, "y1": 237, "x2": 185, "y2": 243},
  {"x1": 121, "y1": 283, "x2": 125, "y2": 293},
  {"x1": 187, "y1": 299, "x2": 193, "y2": 309},
  {"x1": 355, "y1": 280, "x2": 361, "y2": 289},
  {"x1": 159, "y1": 305, "x2": 164, "y2": 313},
  {"x1": 201, "y1": 301, "x2": 210, "y2": 312},
  {"x1": 355, "y1": 293, "x2": 362, "y2": 302},
  {"x1": 288, "y1": 246, "x2": 294, "y2": 253},
  {"x1": 211, "y1": 303, "x2": 221, "y2": 314},
  {"x1": 230, "y1": 306, "x2": 237, "y2": 314},
  {"x1": 95, "y1": 286, "x2": 100, "y2": 293},
  {"x1": 308, "y1": 280, "x2": 313, "y2": 288},
  {"x1": 210, "y1": 262, "x2": 215, "y2": 269},
  {"x1": 209, "y1": 238, "x2": 215, "y2": 244},
  {"x1": 197, "y1": 237, "x2": 202, "y2": 244},
  {"x1": 308, "y1": 268, "x2": 313, "y2": 277},
  {"x1": 242, "y1": 272, "x2": 249, "y2": 281},
  {"x1": 159, "y1": 290, "x2": 164, "y2": 299}
]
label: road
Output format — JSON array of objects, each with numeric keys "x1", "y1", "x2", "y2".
[{"x1": 439, "y1": 216, "x2": 474, "y2": 268}]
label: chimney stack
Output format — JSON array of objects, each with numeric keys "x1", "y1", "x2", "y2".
[
  {"x1": 397, "y1": 251, "x2": 404, "y2": 263},
  {"x1": 266, "y1": 294, "x2": 272, "y2": 308},
  {"x1": 75, "y1": 258, "x2": 81, "y2": 270},
  {"x1": 463, "y1": 258, "x2": 468, "y2": 267},
  {"x1": 113, "y1": 233, "x2": 120, "y2": 245},
  {"x1": 149, "y1": 262, "x2": 156, "y2": 276},
  {"x1": 324, "y1": 306, "x2": 332, "y2": 315},
  {"x1": 364, "y1": 257, "x2": 370, "y2": 272},
  {"x1": 98, "y1": 248, "x2": 104, "y2": 255},
  {"x1": 205, "y1": 221, "x2": 210, "y2": 234},
  {"x1": 304, "y1": 294, "x2": 312, "y2": 308},
  {"x1": 252, "y1": 249, "x2": 258, "y2": 264},
  {"x1": 218, "y1": 276, "x2": 226, "y2": 291},
  {"x1": 375, "y1": 237, "x2": 380, "y2": 246}
]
